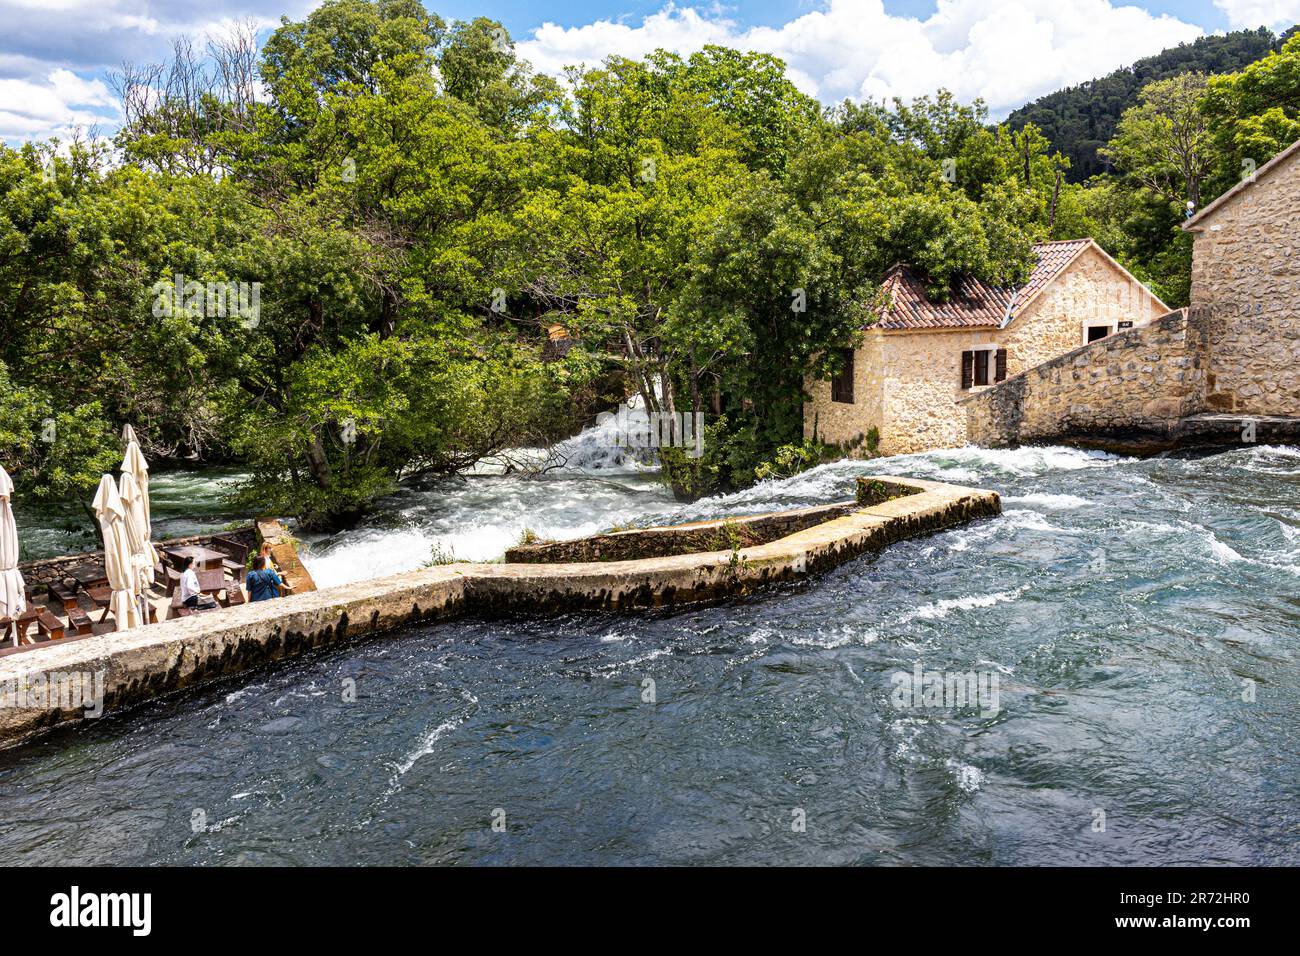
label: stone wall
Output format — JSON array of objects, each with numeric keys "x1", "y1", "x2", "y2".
[
  {"x1": 804, "y1": 329, "x2": 884, "y2": 452},
  {"x1": 505, "y1": 480, "x2": 919, "y2": 563},
  {"x1": 0, "y1": 476, "x2": 1000, "y2": 748},
  {"x1": 962, "y1": 309, "x2": 1208, "y2": 447},
  {"x1": 18, "y1": 526, "x2": 258, "y2": 593},
  {"x1": 876, "y1": 327, "x2": 1002, "y2": 455},
  {"x1": 507, "y1": 502, "x2": 858, "y2": 563},
  {"x1": 1186, "y1": 154, "x2": 1300, "y2": 416}
]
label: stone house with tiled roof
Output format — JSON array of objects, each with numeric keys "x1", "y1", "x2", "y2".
[{"x1": 805, "y1": 239, "x2": 1169, "y2": 455}]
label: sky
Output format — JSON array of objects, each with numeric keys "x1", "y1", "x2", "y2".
[{"x1": 1, "y1": 0, "x2": 1297, "y2": 144}]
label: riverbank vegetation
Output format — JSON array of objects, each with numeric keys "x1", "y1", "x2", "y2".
[{"x1": 3, "y1": 1, "x2": 1298, "y2": 528}]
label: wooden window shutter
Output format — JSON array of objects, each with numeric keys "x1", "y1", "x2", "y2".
[
  {"x1": 995, "y1": 348, "x2": 1008, "y2": 382},
  {"x1": 961, "y1": 350, "x2": 974, "y2": 390}
]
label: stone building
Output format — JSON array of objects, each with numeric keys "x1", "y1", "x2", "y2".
[
  {"x1": 1181, "y1": 138, "x2": 1300, "y2": 416},
  {"x1": 961, "y1": 138, "x2": 1300, "y2": 452},
  {"x1": 805, "y1": 239, "x2": 1169, "y2": 455}
]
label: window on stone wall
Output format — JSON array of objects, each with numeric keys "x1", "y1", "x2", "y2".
[
  {"x1": 962, "y1": 349, "x2": 1008, "y2": 389},
  {"x1": 831, "y1": 348, "x2": 855, "y2": 403},
  {"x1": 1087, "y1": 325, "x2": 1110, "y2": 343}
]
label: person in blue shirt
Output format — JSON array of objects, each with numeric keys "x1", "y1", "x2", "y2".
[{"x1": 246, "y1": 555, "x2": 284, "y2": 602}]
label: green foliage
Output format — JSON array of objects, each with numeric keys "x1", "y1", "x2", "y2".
[
  {"x1": 0, "y1": 362, "x2": 119, "y2": 504},
  {"x1": 425, "y1": 542, "x2": 460, "y2": 566},
  {"x1": 658, "y1": 416, "x2": 755, "y2": 502},
  {"x1": 1008, "y1": 29, "x2": 1279, "y2": 182},
  {"x1": 24, "y1": 0, "x2": 1284, "y2": 529},
  {"x1": 1103, "y1": 73, "x2": 1213, "y2": 209},
  {"x1": 753, "y1": 440, "x2": 829, "y2": 482},
  {"x1": 1202, "y1": 32, "x2": 1300, "y2": 196},
  {"x1": 1066, "y1": 31, "x2": 1300, "y2": 309}
]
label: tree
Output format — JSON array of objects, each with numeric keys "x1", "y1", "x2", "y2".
[
  {"x1": 1202, "y1": 32, "x2": 1300, "y2": 197},
  {"x1": 1103, "y1": 73, "x2": 1213, "y2": 209},
  {"x1": 1008, "y1": 28, "x2": 1279, "y2": 182}
]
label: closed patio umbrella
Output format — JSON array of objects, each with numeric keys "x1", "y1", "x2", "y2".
[
  {"x1": 120, "y1": 428, "x2": 153, "y2": 566},
  {"x1": 118, "y1": 450, "x2": 158, "y2": 588},
  {"x1": 118, "y1": 472, "x2": 155, "y2": 620},
  {"x1": 0, "y1": 466, "x2": 26, "y2": 645},
  {"x1": 93, "y1": 474, "x2": 141, "y2": 632}
]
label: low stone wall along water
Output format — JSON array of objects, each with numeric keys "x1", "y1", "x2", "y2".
[{"x1": 0, "y1": 476, "x2": 999, "y2": 748}]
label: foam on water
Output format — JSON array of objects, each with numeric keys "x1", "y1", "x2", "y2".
[
  {"x1": 1004, "y1": 493, "x2": 1091, "y2": 509},
  {"x1": 302, "y1": 440, "x2": 1134, "y2": 590},
  {"x1": 907, "y1": 587, "x2": 1028, "y2": 622}
]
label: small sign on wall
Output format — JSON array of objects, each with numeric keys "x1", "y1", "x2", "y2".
[{"x1": 1117, "y1": 321, "x2": 1133, "y2": 329}]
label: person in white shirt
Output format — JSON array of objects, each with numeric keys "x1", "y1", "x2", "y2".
[{"x1": 178, "y1": 556, "x2": 201, "y2": 608}]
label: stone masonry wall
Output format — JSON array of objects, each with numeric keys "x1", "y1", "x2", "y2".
[
  {"x1": 18, "y1": 526, "x2": 258, "y2": 593},
  {"x1": 0, "y1": 477, "x2": 1000, "y2": 747},
  {"x1": 1188, "y1": 153, "x2": 1300, "y2": 416},
  {"x1": 877, "y1": 327, "x2": 1004, "y2": 455},
  {"x1": 962, "y1": 309, "x2": 1208, "y2": 446},
  {"x1": 804, "y1": 330, "x2": 884, "y2": 451}
]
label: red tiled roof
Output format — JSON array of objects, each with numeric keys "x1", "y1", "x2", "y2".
[{"x1": 876, "y1": 239, "x2": 1091, "y2": 331}]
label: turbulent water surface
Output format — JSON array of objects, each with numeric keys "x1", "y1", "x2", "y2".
[{"x1": 3, "y1": 439, "x2": 1299, "y2": 865}]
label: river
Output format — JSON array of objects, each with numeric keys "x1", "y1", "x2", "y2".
[{"x1": 2, "y1": 435, "x2": 1299, "y2": 865}]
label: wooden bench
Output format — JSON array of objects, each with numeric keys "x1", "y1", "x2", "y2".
[
  {"x1": 209, "y1": 535, "x2": 251, "y2": 585},
  {"x1": 67, "y1": 607, "x2": 93, "y2": 637},
  {"x1": 48, "y1": 581, "x2": 80, "y2": 614},
  {"x1": 36, "y1": 611, "x2": 65, "y2": 641}
]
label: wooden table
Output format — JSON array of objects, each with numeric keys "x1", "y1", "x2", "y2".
[
  {"x1": 197, "y1": 569, "x2": 228, "y2": 595},
  {"x1": 67, "y1": 564, "x2": 109, "y2": 591},
  {"x1": 86, "y1": 586, "x2": 114, "y2": 624},
  {"x1": 170, "y1": 569, "x2": 230, "y2": 610},
  {"x1": 162, "y1": 545, "x2": 227, "y2": 573},
  {"x1": 1, "y1": 606, "x2": 40, "y2": 644}
]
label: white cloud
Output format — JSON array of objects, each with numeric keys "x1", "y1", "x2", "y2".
[
  {"x1": 517, "y1": 0, "x2": 1206, "y2": 117},
  {"x1": 0, "y1": 70, "x2": 119, "y2": 141},
  {"x1": 0, "y1": 0, "x2": 307, "y2": 143},
  {"x1": 1213, "y1": 0, "x2": 1300, "y2": 29},
  {"x1": 0, "y1": 0, "x2": 1216, "y2": 144}
]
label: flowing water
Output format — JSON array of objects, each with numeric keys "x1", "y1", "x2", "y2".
[
  {"x1": 3, "y1": 431, "x2": 1299, "y2": 865},
  {"x1": 17, "y1": 466, "x2": 249, "y2": 560}
]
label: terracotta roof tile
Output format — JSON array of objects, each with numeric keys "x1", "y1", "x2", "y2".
[{"x1": 876, "y1": 239, "x2": 1091, "y2": 331}]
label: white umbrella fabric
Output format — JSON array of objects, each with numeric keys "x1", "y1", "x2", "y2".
[
  {"x1": 93, "y1": 475, "x2": 141, "y2": 632},
  {"x1": 120, "y1": 430, "x2": 153, "y2": 553},
  {"x1": 118, "y1": 462, "x2": 157, "y2": 589},
  {"x1": 118, "y1": 472, "x2": 155, "y2": 622},
  {"x1": 0, "y1": 466, "x2": 26, "y2": 645}
]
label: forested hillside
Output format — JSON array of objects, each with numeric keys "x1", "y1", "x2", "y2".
[{"x1": 1007, "y1": 28, "x2": 1283, "y2": 181}]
